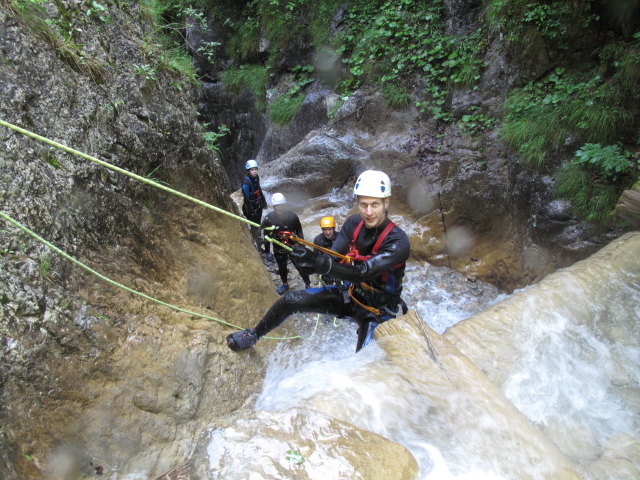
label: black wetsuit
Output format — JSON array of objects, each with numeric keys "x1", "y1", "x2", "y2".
[
  {"x1": 254, "y1": 213, "x2": 410, "y2": 351},
  {"x1": 313, "y1": 230, "x2": 339, "y2": 286},
  {"x1": 261, "y1": 209, "x2": 311, "y2": 287},
  {"x1": 241, "y1": 174, "x2": 267, "y2": 247}
]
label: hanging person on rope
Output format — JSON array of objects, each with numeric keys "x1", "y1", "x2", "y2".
[
  {"x1": 313, "y1": 216, "x2": 340, "y2": 286},
  {"x1": 261, "y1": 192, "x2": 312, "y2": 294},
  {"x1": 241, "y1": 159, "x2": 268, "y2": 251},
  {"x1": 227, "y1": 170, "x2": 410, "y2": 353}
]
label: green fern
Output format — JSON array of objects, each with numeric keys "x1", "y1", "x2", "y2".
[
  {"x1": 555, "y1": 144, "x2": 639, "y2": 224},
  {"x1": 268, "y1": 93, "x2": 305, "y2": 126},
  {"x1": 382, "y1": 83, "x2": 411, "y2": 110},
  {"x1": 221, "y1": 66, "x2": 268, "y2": 108}
]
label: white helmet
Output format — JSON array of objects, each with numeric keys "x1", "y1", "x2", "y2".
[
  {"x1": 245, "y1": 159, "x2": 258, "y2": 170},
  {"x1": 272, "y1": 192, "x2": 286, "y2": 205},
  {"x1": 353, "y1": 170, "x2": 391, "y2": 198}
]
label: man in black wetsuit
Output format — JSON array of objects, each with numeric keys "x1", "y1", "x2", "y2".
[
  {"x1": 227, "y1": 170, "x2": 410, "y2": 352},
  {"x1": 313, "y1": 216, "x2": 340, "y2": 286},
  {"x1": 261, "y1": 192, "x2": 312, "y2": 294},
  {"x1": 241, "y1": 159, "x2": 267, "y2": 250}
]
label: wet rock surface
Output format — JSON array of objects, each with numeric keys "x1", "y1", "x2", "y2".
[
  {"x1": 190, "y1": 408, "x2": 418, "y2": 480},
  {"x1": 0, "y1": 5, "x2": 272, "y2": 479},
  {"x1": 1, "y1": 1, "x2": 636, "y2": 479},
  {"x1": 445, "y1": 232, "x2": 640, "y2": 479}
]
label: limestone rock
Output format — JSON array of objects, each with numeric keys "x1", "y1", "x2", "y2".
[
  {"x1": 190, "y1": 408, "x2": 418, "y2": 480},
  {"x1": 260, "y1": 131, "x2": 365, "y2": 203},
  {"x1": 615, "y1": 185, "x2": 640, "y2": 229}
]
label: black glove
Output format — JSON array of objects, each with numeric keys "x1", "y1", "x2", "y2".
[
  {"x1": 290, "y1": 245, "x2": 313, "y2": 260},
  {"x1": 290, "y1": 246, "x2": 316, "y2": 275},
  {"x1": 314, "y1": 254, "x2": 332, "y2": 275},
  {"x1": 313, "y1": 256, "x2": 366, "y2": 282}
]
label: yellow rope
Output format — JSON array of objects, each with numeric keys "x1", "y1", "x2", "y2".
[
  {"x1": 1, "y1": 212, "x2": 311, "y2": 341},
  {"x1": 0, "y1": 120, "x2": 329, "y2": 340},
  {"x1": 0, "y1": 119, "x2": 293, "y2": 251}
]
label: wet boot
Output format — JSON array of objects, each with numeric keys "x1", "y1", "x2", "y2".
[
  {"x1": 226, "y1": 329, "x2": 258, "y2": 351},
  {"x1": 355, "y1": 320, "x2": 370, "y2": 352}
]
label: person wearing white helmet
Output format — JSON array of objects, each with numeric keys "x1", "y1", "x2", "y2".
[
  {"x1": 227, "y1": 170, "x2": 410, "y2": 353},
  {"x1": 241, "y1": 159, "x2": 267, "y2": 250},
  {"x1": 259, "y1": 192, "x2": 311, "y2": 295}
]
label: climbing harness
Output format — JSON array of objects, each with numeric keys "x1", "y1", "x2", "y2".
[
  {"x1": 348, "y1": 282, "x2": 383, "y2": 316},
  {"x1": 283, "y1": 223, "x2": 406, "y2": 320},
  {"x1": 344, "y1": 220, "x2": 405, "y2": 316},
  {"x1": 345, "y1": 220, "x2": 400, "y2": 266}
]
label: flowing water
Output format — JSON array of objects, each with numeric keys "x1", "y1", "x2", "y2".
[
  {"x1": 256, "y1": 261, "x2": 507, "y2": 479},
  {"x1": 221, "y1": 186, "x2": 640, "y2": 478},
  {"x1": 253, "y1": 228, "x2": 640, "y2": 479}
]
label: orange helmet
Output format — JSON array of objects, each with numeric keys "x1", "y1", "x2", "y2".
[{"x1": 320, "y1": 216, "x2": 335, "y2": 228}]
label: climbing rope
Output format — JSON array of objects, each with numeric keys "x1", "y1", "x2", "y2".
[
  {"x1": 0, "y1": 117, "x2": 334, "y2": 340},
  {"x1": 283, "y1": 233, "x2": 351, "y2": 262},
  {"x1": 0, "y1": 119, "x2": 293, "y2": 252},
  {"x1": 0, "y1": 211, "x2": 319, "y2": 341}
]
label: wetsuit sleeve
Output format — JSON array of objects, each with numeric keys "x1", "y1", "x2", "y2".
[
  {"x1": 316, "y1": 229, "x2": 410, "y2": 282},
  {"x1": 241, "y1": 178, "x2": 251, "y2": 201},
  {"x1": 260, "y1": 214, "x2": 273, "y2": 230},
  {"x1": 293, "y1": 215, "x2": 304, "y2": 240}
]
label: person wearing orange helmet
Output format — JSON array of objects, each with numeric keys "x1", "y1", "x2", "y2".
[
  {"x1": 227, "y1": 170, "x2": 410, "y2": 353},
  {"x1": 313, "y1": 216, "x2": 340, "y2": 286}
]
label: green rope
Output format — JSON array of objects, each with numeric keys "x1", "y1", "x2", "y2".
[
  {"x1": 0, "y1": 120, "x2": 322, "y2": 341},
  {"x1": 1, "y1": 212, "x2": 312, "y2": 341},
  {"x1": 0, "y1": 119, "x2": 293, "y2": 252}
]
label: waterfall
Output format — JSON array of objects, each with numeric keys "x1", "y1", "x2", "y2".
[{"x1": 252, "y1": 233, "x2": 640, "y2": 479}]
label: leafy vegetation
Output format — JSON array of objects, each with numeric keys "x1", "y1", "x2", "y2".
[
  {"x1": 197, "y1": 41, "x2": 222, "y2": 63},
  {"x1": 139, "y1": 0, "x2": 199, "y2": 85},
  {"x1": 499, "y1": 28, "x2": 640, "y2": 223},
  {"x1": 221, "y1": 65, "x2": 269, "y2": 108},
  {"x1": 206, "y1": 0, "x2": 487, "y2": 123},
  {"x1": 486, "y1": 0, "x2": 598, "y2": 47},
  {"x1": 202, "y1": 124, "x2": 230, "y2": 156},
  {"x1": 8, "y1": 0, "x2": 107, "y2": 82},
  {"x1": 14, "y1": 0, "x2": 636, "y2": 225},
  {"x1": 555, "y1": 144, "x2": 639, "y2": 223},
  {"x1": 216, "y1": 0, "x2": 342, "y2": 62},
  {"x1": 268, "y1": 92, "x2": 305, "y2": 125},
  {"x1": 266, "y1": 64, "x2": 314, "y2": 124},
  {"x1": 500, "y1": 67, "x2": 632, "y2": 167},
  {"x1": 458, "y1": 111, "x2": 497, "y2": 136},
  {"x1": 334, "y1": 0, "x2": 485, "y2": 116},
  {"x1": 86, "y1": 1, "x2": 111, "y2": 24},
  {"x1": 381, "y1": 83, "x2": 411, "y2": 110},
  {"x1": 134, "y1": 63, "x2": 158, "y2": 81}
]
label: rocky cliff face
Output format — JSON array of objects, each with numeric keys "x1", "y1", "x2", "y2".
[
  {"x1": 1, "y1": 1, "x2": 635, "y2": 478},
  {"x1": 0, "y1": 5, "x2": 275, "y2": 478},
  {"x1": 188, "y1": 0, "x2": 629, "y2": 293}
]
